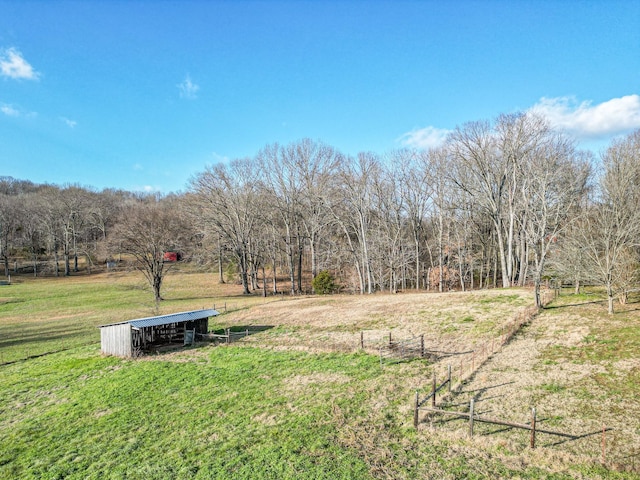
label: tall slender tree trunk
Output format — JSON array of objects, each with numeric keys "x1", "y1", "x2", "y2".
[
  {"x1": 606, "y1": 278, "x2": 614, "y2": 314},
  {"x1": 239, "y1": 248, "x2": 250, "y2": 295},
  {"x1": 297, "y1": 240, "x2": 303, "y2": 294},
  {"x1": 438, "y1": 211, "x2": 444, "y2": 293},
  {"x1": 495, "y1": 217, "x2": 510, "y2": 288},
  {"x1": 218, "y1": 236, "x2": 225, "y2": 284},
  {"x1": 415, "y1": 239, "x2": 420, "y2": 291},
  {"x1": 262, "y1": 265, "x2": 267, "y2": 297}
]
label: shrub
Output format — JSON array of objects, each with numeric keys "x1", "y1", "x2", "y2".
[{"x1": 312, "y1": 270, "x2": 337, "y2": 295}]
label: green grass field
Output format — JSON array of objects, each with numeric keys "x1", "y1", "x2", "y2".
[
  {"x1": 1, "y1": 271, "x2": 638, "y2": 479},
  {"x1": 0, "y1": 270, "x2": 269, "y2": 364}
]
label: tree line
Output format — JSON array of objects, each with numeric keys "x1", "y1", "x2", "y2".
[{"x1": 1, "y1": 112, "x2": 638, "y2": 312}]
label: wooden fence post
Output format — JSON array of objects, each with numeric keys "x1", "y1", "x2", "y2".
[
  {"x1": 420, "y1": 334, "x2": 425, "y2": 357},
  {"x1": 602, "y1": 424, "x2": 606, "y2": 464},
  {"x1": 360, "y1": 331, "x2": 364, "y2": 349},
  {"x1": 389, "y1": 331, "x2": 392, "y2": 346},
  {"x1": 226, "y1": 328, "x2": 230, "y2": 344},
  {"x1": 447, "y1": 365, "x2": 452, "y2": 393},
  {"x1": 469, "y1": 399, "x2": 475, "y2": 437},
  {"x1": 414, "y1": 391, "x2": 419, "y2": 429},
  {"x1": 432, "y1": 372, "x2": 437, "y2": 407},
  {"x1": 530, "y1": 407, "x2": 537, "y2": 448}
]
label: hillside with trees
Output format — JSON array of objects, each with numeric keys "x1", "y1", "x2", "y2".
[{"x1": 1, "y1": 113, "x2": 638, "y2": 313}]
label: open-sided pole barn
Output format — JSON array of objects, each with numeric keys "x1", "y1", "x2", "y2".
[{"x1": 99, "y1": 309, "x2": 219, "y2": 357}]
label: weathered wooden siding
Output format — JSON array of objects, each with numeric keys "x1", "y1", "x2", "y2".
[{"x1": 100, "y1": 323, "x2": 132, "y2": 357}]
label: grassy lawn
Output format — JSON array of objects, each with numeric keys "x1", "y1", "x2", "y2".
[
  {"x1": 1, "y1": 273, "x2": 638, "y2": 478},
  {"x1": 0, "y1": 346, "x2": 378, "y2": 479},
  {"x1": 0, "y1": 269, "x2": 271, "y2": 364}
]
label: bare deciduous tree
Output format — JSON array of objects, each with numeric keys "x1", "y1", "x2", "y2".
[
  {"x1": 111, "y1": 196, "x2": 190, "y2": 303},
  {"x1": 189, "y1": 159, "x2": 261, "y2": 295},
  {"x1": 574, "y1": 131, "x2": 640, "y2": 313}
]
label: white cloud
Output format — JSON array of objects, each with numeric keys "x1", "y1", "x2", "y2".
[
  {"x1": 1, "y1": 104, "x2": 20, "y2": 116},
  {"x1": 397, "y1": 126, "x2": 451, "y2": 149},
  {"x1": 211, "y1": 151, "x2": 230, "y2": 163},
  {"x1": 130, "y1": 184, "x2": 162, "y2": 194},
  {"x1": 177, "y1": 74, "x2": 199, "y2": 99},
  {"x1": 0, "y1": 47, "x2": 39, "y2": 80},
  {"x1": 531, "y1": 95, "x2": 640, "y2": 139},
  {"x1": 60, "y1": 116, "x2": 77, "y2": 128},
  {"x1": 1, "y1": 102, "x2": 36, "y2": 118}
]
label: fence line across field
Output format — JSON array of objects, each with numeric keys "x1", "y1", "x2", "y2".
[{"x1": 413, "y1": 365, "x2": 614, "y2": 462}]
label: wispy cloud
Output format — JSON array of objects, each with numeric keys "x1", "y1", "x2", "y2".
[
  {"x1": 211, "y1": 151, "x2": 230, "y2": 163},
  {"x1": 397, "y1": 126, "x2": 451, "y2": 149},
  {"x1": 0, "y1": 47, "x2": 39, "y2": 80},
  {"x1": 131, "y1": 184, "x2": 161, "y2": 194},
  {"x1": 177, "y1": 74, "x2": 199, "y2": 99},
  {"x1": 60, "y1": 116, "x2": 77, "y2": 128},
  {"x1": 530, "y1": 95, "x2": 640, "y2": 139},
  {"x1": 1, "y1": 104, "x2": 20, "y2": 116},
  {"x1": 1, "y1": 102, "x2": 36, "y2": 118}
]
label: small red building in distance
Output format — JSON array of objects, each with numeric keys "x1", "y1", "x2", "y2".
[{"x1": 163, "y1": 251, "x2": 181, "y2": 262}]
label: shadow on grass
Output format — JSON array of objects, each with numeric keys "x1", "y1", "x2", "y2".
[
  {"x1": 144, "y1": 326, "x2": 276, "y2": 357},
  {"x1": 543, "y1": 300, "x2": 605, "y2": 310},
  {"x1": 209, "y1": 325, "x2": 275, "y2": 335},
  {"x1": 545, "y1": 426, "x2": 613, "y2": 447},
  {"x1": 0, "y1": 324, "x2": 94, "y2": 348}
]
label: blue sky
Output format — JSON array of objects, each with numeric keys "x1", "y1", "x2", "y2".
[{"x1": 1, "y1": 0, "x2": 639, "y2": 193}]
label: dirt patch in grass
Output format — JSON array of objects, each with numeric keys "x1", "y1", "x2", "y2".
[{"x1": 283, "y1": 372, "x2": 352, "y2": 393}]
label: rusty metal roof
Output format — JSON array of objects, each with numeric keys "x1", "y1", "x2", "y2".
[{"x1": 99, "y1": 309, "x2": 219, "y2": 329}]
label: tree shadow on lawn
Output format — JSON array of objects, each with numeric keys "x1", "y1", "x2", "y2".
[
  {"x1": 0, "y1": 324, "x2": 92, "y2": 349},
  {"x1": 543, "y1": 300, "x2": 605, "y2": 310}
]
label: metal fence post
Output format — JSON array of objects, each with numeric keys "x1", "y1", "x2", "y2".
[{"x1": 469, "y1": 399, "x2": 475, "y2": 437}]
